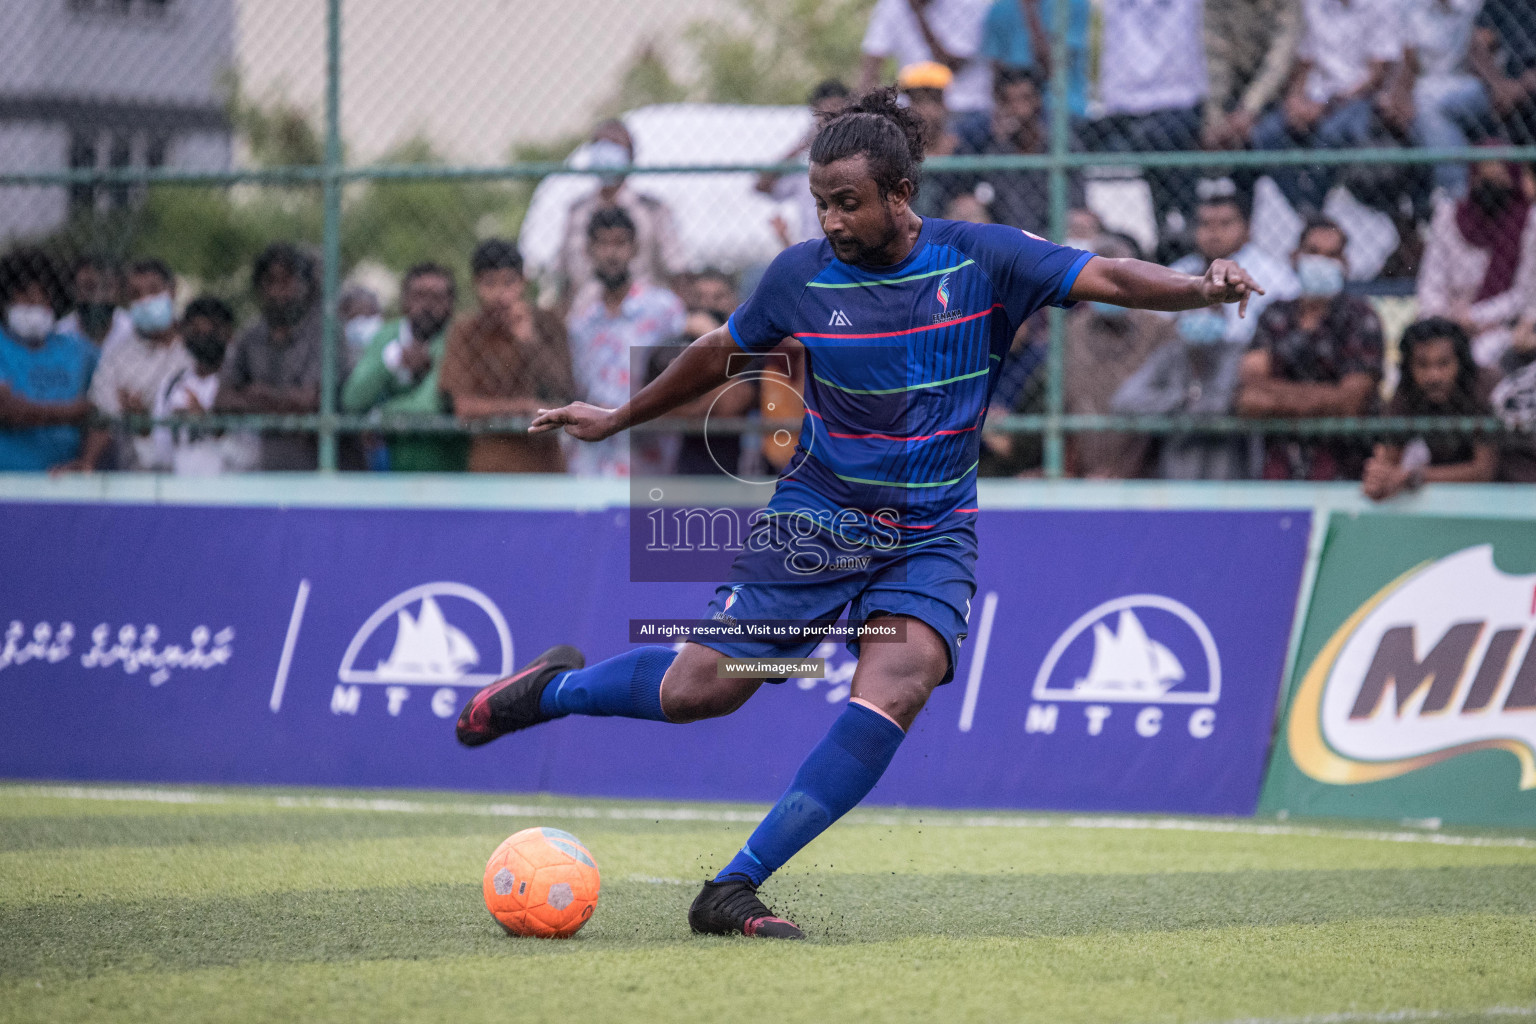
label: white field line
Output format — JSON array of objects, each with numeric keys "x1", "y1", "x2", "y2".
[
  {"x1": 7, "y1": 784, "x2": 1536, "y2": 850},
  {"x1": 1198, "y1": 1006, "x2": 1536, "y2": 1024}
]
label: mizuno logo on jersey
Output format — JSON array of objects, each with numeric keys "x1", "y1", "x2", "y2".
[{"x1": 828, "y1": 309, "x2": 852, "y2": 327}]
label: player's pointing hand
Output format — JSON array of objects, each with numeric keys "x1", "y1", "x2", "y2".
[
  {"x1": 1201, "y1": 259, "x2": 1265, "y2": 318},
  {"x1": 528, "y1": 402, "x2": 620, "y2": 442}
]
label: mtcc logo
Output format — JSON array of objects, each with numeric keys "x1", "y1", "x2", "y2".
[
  {"x1": 1028, "y1": 595, "x2": 1221, "y2": 739},
  {"x1": 332, "y1": 582, "x2": 513, "y2": 719}
]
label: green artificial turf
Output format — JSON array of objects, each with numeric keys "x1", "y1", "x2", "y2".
[{"x1": 1, "y1": 784, "x2": 1533, "y2": 1024}]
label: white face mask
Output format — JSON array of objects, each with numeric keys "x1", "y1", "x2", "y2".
[
  {"x1": 7, "y1": 304, "x2": 56, "y2": 342},
  {"x1": 345, "y1": 314, "x2": 384, "y2": 350},
  {"x1": 129, "y1": 291, "x2": 176, "y2": 336},
  {"x1": 1295, "y1": 254, "x2": 1346, "y2": 298}
]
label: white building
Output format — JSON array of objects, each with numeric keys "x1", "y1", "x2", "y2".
[{"x1": 0, "y1": 0, "x2": 234, "y2": 243}]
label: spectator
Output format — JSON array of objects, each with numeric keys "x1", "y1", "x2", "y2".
[
  {"x1": 648, "y1": 308, "x2": 759, "y2": 477},
  {"x1": 980, "y1": 0, "x2": 1092, "y2": 122},
  {"x1": 70, "y1": 258, "x2": 192, "y2": 471},
  {"x1": 1417, "y1": 159, "x2": 1536, "y2": 368},
  {"x1": 215, "y1": 242, "x2": 323, "y2": 470},
  {"x1": 440, "y1": 239, "x2": 572, "y2": 473},
  {"x1": 565, "y1": 208, "x2": 686, "y2": 477},
  {"x1": 1064, "y1": 206, "x2": 1102, "y2": 250},
  {"x1": 1237, "y1": 217, "x2": 1384, "y2": 480},
  {"x1": 946, "y1": 192, "x2": 994, "y2": 222},
  {"x1": 955, "y1": 66, "x2": 1084, "y2": 233},
  {"x1": 1491, "y1": 316, "x2": 1536, "y2": 481},
  {"x1": 758, "y1": 80, "x2": 852, "y2": 247},
  {"x1": 1202, "y1": 0, "x2": 1301, "y2": 150},
  {"x1": 1090, "y1": 0, "x2": 1208, "y2": 238},
  {"x1": 557, "y1": 120, "x2": 686, "y2": 306},
  {"x1": 1468, "y1": 0, "x2": 1536, "y2": 145},
  {"x1": 981, "y1": 314, "x2": 1050, "y2": 476},
  {"x1": 1363, "y1": 317, "x2": 1497, "y2": 500},
  {"x1": 1172, "y1": 181, "x2": 1300, "y2": 345},
  {"x1": 1405, "y1": 0, "x2": 1489, "y2": 196},
  {"x1": 899, "y1": 62, "x2": 965, "y2": 218},
  {"x1": 1251, "y1": 0, "x2": 1404, "y2": 215},
  {"x1": 339, "y1": 283, "x2": 383, "y2": 372},
  {"x1": 342, "y1": 262, "x2": 466, "y2": 473},
  {"x1": 1064, "y1": 233, "x2": 1176, "y2": 478},
  {"x1": 0, "y1": 248, "x2": 96, "y2": 471},
  {"x1": 860, "y1": 0, "x2": 994, "y2": 120},
  {"x1": 687, "y1": 269, "x2": 740, "y2": 320},
  {"x1": 59, "y1": 254, "x2": 132, "y2": 353},
  {"x1": 1112, "y1": 307, "x2": 1251, "y2": 479},
  {"x1": 145, "y1": 296, "x2": 258, "y2": 475}
]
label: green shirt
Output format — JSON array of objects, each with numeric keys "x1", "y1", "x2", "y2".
[{"x1": 341, "y1": 318, "x2": 467, "y2": 472}]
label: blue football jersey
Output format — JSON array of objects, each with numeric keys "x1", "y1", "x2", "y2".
[{"x1": 727, "y1": 218, "x2": 1092, "y2": 532}]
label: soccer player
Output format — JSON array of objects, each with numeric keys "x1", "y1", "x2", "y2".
[{"x1": 456, "y1": 89, "x2": 1263, "y2": 940}]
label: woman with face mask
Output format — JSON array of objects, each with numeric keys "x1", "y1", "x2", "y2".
[
  {"x1": 1362, "y1": 317, "x2": 1497, "y2": 501},
  {"x1": 0, "y1": 247, "x2": 98, "y2": 471},
  {"x1": 1417, "y1": 159, "x2": 1536, "y2": 367}
]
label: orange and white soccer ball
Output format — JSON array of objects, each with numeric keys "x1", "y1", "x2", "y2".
[{"x1": 482, "y1": 827, "x2": 601, "y2": 938}]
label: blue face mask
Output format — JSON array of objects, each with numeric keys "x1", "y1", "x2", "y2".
[
  {"x1": 1089, "y1": 301, "x2": 1129, "y2": 319},
  {"x1": 129, "y1": 292, "x2": 175, "y2": 335},
  {"x1": 1178, "y1": 310, "x2": 1228, "y2": 346},
  {"x1": 1295, "y1": 254, "x2": 1345, "y2": 298}
]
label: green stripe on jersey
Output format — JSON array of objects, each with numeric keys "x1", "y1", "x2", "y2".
[
  {"x1": 807, "y1": 260, "x2": 975, "y2": 289},
  {"x1": 812, "y1": 366, "x2": 990, "y2": 395},
  {"x1": 828, "y1": 460, "x2": 980, "y2": 489}
]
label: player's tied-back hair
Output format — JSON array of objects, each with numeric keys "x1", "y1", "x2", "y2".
[{"x1": 809, "y1": 87, "x2": 927, "y2": 201}]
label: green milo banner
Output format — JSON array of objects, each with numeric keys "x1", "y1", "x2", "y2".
[{"x1": 1260, "y1": 514, "x2": 1536, "y2": 828}]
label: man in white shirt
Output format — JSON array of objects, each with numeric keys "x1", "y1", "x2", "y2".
[
  {"x1": 66, "y1": 257, "x2": 192, "y2": 471},
  {"x1": 859, "y1": 0, "x2": 994, "y2": 116},
  {"x1": 1251, "y1": 0, "x2": 1404, "y2": 214},
  {"x1": 556, "y1": 120, "x2": 688, "y2": 309},
  {"x1": 147, "y1": 296, "x2": 257, "y2": 475},
  {"x1": 1405, "y1": 0, "x2": 1488, "y2": 197},
  {"x1": 1171, "y1": 181, "x2": 1301, "y2": 345},
  {"x1": 1089, "y1": 0, "x2": 1209, "y2": 239}
]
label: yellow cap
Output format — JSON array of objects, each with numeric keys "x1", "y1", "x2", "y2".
[{"x1": 896, "y1": 61, "x2": 953, "y2": 91}]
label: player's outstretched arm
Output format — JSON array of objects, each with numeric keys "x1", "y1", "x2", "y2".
[
  {"x1": 528, "y1": 324, "x2": 740, "y2": 442},
  {"x1": 1068, "y1": 256, "x2": 1266, "y2": 317}
]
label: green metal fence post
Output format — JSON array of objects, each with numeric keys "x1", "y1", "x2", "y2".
[
  {"x1": 318, "y1": 0, "x2": 343, "y2": 472},
  {"x1": 1043, "y1": 0, "x2": 1072, "y2": 479}
]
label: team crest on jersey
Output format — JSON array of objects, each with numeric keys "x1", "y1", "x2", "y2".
[{"x1": 930, "y1": 271, "x2": 966, "y2": 324}]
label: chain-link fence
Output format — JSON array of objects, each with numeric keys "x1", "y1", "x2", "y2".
[{"x1": 1, "y1": 0, "x2": 1534, "y2": 488}]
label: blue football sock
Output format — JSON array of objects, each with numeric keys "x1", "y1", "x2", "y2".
[
  {"x1": 537, "y1": 646, "x2": 675, "y2": 722},
  {"x1": 716, "y1": 702, "x2": 906, "y2": 886}
]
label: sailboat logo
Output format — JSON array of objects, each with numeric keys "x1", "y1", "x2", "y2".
[
  {"x1": 1076, "y1": 610, "x2": 1185, "y2": 697},
  {"x1": 1033, "y1": 594, "x2": 1220, "y2": 705},
  {"x1": 338, "y1": 582, "x2": 513, "y2": 686}
]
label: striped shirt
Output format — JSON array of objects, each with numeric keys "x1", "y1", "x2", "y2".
[{"x1": 728, "y1": 217, "x2": 1092, "y2": 532}]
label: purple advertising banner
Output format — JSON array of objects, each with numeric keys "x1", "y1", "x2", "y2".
[{"x1": 0, "y1": 502, "x2": 1309, "y2": 815}]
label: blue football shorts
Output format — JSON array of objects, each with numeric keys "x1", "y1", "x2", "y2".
[{"x1": 693, "y1": 512, "x2": 978, "y2": 685}]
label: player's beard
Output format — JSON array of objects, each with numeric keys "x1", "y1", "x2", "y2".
[{"x1": 829, "y1": 205, "x2": 902, "y2": 267}]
